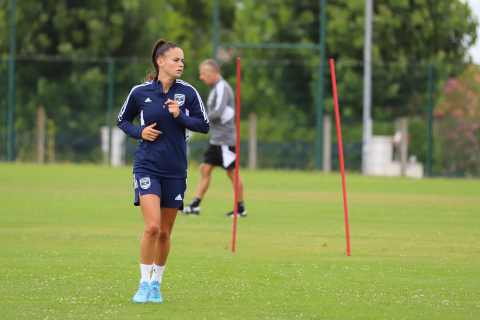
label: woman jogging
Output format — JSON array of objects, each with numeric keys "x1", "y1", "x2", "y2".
[{"x1": 117, "y1": 39, "x2": 210, "y2": 303}]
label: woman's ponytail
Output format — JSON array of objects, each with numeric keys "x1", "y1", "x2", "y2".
[{"x1": 145, "y1": 39, "x2": 180, "y2": 82}]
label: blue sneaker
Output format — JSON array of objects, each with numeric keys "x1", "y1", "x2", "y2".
[
  {"x1": 147, "y1": 281, "x2": 163, "y2": 303},
  {"x1": 133, "y1": 281, "x2": 150, "y2": 303}
]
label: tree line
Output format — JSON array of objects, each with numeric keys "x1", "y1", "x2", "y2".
[{"x1": 0, "y1": 0, "x2": 477, "y2": 163}]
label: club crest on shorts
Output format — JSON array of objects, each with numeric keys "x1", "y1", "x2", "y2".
[
  {"x1": 174, "y1": 94, "x2": 185, "y2": 106},
  {"x1": 139, "y1": 177, "x2": 151, "y2": 189}
]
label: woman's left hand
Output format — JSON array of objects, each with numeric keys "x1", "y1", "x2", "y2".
[{"x1": 165, "y1": 99, "x2": 180, "y2": 118}]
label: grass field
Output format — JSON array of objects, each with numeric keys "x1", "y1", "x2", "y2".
[{"x1": 1, "y1": 163, "x2": 479, "y2": 319}]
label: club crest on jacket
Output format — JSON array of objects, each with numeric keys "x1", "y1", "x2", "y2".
[{"x1": 174, "y1": 94, "x2": 185, "y2": 106}]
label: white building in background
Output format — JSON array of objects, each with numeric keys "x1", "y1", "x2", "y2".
[
  {"x1": 365, "y1": 135, "x2": 423, "y2": 179},
  {"x1": 100, "y1": 126, "x2": 126, "y2": 167}
]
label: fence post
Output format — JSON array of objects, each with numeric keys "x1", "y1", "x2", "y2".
[
  {"x1": 107, "y1": 59, "x2": 115, "y2": 165},
  {"x1": 248, "y1": 113, "x2": 257, "y2": 170},
  {"x1": 0, "y1": 60, "x2": 5, "y2": 159},
  {"x1": 322, "y1": 115, "x2": 331, "y2": 173},
  {"x1": 47, "y1": 119, "x2": 55, "y2": 163},
  {"x1": 37, "y1": 106, "x2": 45, "y2": 164},
  {"x1": 315, "y1": 0, "x2": 327, "y2": 170},
  {"x1": 212, "y1": 0, "x2": 219, "y2": 59},
  {"x1": 7, "y1": 0, "x2": 16, "y2": 162},
  {"x1": 399, "y1": 117, "x2": 408, "y2": 177},
  {"x1": 427, "y1": 64, "x2": 434, "y2": 177}
]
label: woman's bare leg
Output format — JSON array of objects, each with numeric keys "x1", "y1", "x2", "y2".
[
  {"x1": 154, "y1": 207, "x2": 179, "y2": 266},
  {"x1": 138, "y1": 193, "x2": 161, "y2": 264}
]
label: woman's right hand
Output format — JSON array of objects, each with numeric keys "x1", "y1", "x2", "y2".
[{"x1": 142, "y1": 123, "x2": 162, "y2": 141}]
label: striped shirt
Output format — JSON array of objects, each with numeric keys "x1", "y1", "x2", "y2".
[{"x1": 206, "y1": 77, "x2": 236, "y2": 146}]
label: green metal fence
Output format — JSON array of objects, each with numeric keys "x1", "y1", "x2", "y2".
[{"x1": 0, "y1": 56, "x2": 479, "y2": 177}]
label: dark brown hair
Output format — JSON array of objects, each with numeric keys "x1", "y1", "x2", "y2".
[{"x1": 146, "y1": 39, "x2": 181, "y2": 81}]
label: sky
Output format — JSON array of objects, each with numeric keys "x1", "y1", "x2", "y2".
[{"x1": 462, "y1": 0, "x2": 480, "y2": 63}]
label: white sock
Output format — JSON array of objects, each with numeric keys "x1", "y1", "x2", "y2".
[
  {"x1": 140, "y1": 263, "x2": 153, "y2": 283},
  {"x1": 150, "y1": 263, "x2": 165, "y2": 283}
]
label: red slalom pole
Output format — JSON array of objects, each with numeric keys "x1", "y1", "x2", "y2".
[
  {"x1": 330, "y1": 59, "x2": 351, "y2": 256},
  {"x1": 232, "y1": 57, "x2": 241, "y2": 253}
]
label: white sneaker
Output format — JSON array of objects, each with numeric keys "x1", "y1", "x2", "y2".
[
  {"x1": 223, "y1": 209, "x2": 247, "y2": 218},
  {"x1": 180, "y1": 204, "x2": 200, "y2": 216}
]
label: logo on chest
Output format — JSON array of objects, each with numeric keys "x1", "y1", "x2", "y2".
[{"x1": 174, "y1": 94, "x2": 185, "y2": 106}]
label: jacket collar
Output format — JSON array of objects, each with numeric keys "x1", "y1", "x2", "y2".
[{"x1": 153, "y1": 78, "x2": 178, "y2": 93}]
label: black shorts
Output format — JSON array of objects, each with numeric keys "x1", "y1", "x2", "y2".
[{"x1": 203, "y1": 144, "x2": 237, "y2": 170}]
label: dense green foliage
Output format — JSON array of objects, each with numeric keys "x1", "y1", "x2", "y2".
[
  {"x1": 1, "y1": 164, "x2": 479, "y2": 318},
  {"x1": 1, "y1": 0, "x2": 477, "y2": 117},
  {"x1": 229, "y1": 0, "x2": 477, "y2": 118},
  {"x1": 0, "y1": 0, "x2": 477, "y2": 170}
]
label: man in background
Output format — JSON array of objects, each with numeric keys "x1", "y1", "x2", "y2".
[{"x1": 181, "y1": 59, "x2": 246, "y2": 218}]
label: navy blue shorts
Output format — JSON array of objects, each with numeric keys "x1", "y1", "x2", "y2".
[{"x1": 133, "y1": 174, "x2": 186, "y2": 209}]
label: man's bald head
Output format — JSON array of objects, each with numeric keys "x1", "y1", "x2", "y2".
[
  {"x1": 199, "y1": 59, "x2": 221, "y2": 85},
  {"x1": 199, "y1": 59, "x2": 220, "y2": 74}
]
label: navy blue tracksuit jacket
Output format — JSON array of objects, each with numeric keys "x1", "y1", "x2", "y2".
[{"x1": 117, "y1": 79, "x2": 210, "y2": 179}]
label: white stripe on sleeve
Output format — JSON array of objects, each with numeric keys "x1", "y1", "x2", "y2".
[
  {"x1": 117, "y1": 80, "x2": 153, "y2": 122},
  {"x1": 214, "y1": 79, "x2": 225, "y2": 111}
]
